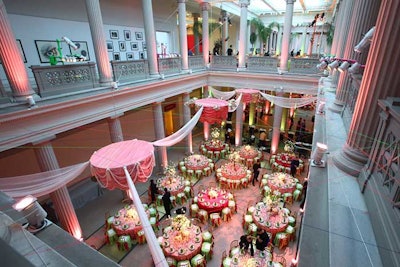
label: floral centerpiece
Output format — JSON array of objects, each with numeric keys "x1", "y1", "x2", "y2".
[
  {"x1": 171, "y1": 215, "x2": 192, "y2": 244},
  {"x1": 208, "y1": 189, "x2": 218, "y2": 199},
  {"x1": 126, "y1": 208, "x2": 138, "y2": 220}
]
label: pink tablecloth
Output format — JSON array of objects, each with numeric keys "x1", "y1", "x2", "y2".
[
  {"x1": 235, "y1": 88, "x2": 260, "y2": 104},
  {"x1": 252, "y1": 202, "x2": 289, "y2": 235},
  {"x1": 197, "y1": 188, "x2": 229, "y2": 213},
  {"x1": 238, "y1": 145, "x2": 259, "y2": 160},
  {"x1": 195, "y1": 98, "x2": 229, "y2": 124},
  {"x1": 274, "y1": 153, "x2": 303, "y2": 168},
  {"x1": 162, "y1": 225, "x2": 203, "y2": 261},
  {"x1": 184, "y1": 154, "x2": 209, "y2": 171},
  {"x1": 157, "y1": 175, "x2": 185, "y2": 196},
  {"x1": 204, "y1": 140, "x2": 226, "y2": 152},
  {"x1": 219, "y1": 162, "x2": 247, "y2": 180},
  {"x1": 112, "y1": 205, "x2": 150, "y2": 238},
  {"x1": 266, "y1": 172, "x2": 297, "y2": 194}
]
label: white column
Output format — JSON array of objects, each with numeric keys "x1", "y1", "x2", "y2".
[
  {"x1": 178, "y1": 0, "x2": 189, "y2": 71},
  {"x1": 271, "y1": 90, "x2": 284, "y2": 154},
  {"x1": 142, "y1": 0, "x2": 159, "y2": 77},
  {"x1": 235, "y1": 101, "x2": 244, "y2": 146},
  {"x1": 300, "y1": 26, "x2": 307, "y2": 56},
  {"x1": 203, "y1": 122, "x2": 210, "y2": 141},
  {"x1": 330, "y1": 1, "x2": 345, "y2": 57},
  {"x1": 85, "y1": 0, "x2": 113, "y2": 84},
  {"x1": 153, "y1": 102, "x2": 168, "y2": 170},
  {"x1": 33, "y1": 139, "x2": 82, "y2": 239},
  {"x1": 203, "y1": 85, "x2": 209, "y2": 98},
  {"x1": 238, "y1": 0, "x2": 250, "y2": 70},
  {"x1": 107, "y1": 115, "x2": 124, "y2": 143},
  {"x1": 201, "y1": 2, "x2": 210, "y2": 67},
  {"x1": 332, "y1": 0, "x2": 400, "y2": 176},
  {"x1": 182, "y1": 92, "x2": 192, "y2": 154},
  {"x1": 279, "y1": 0, "x2": 296, "y2": 73},
  {"x1": 192, "y1": 13, "x2": 200, "y2": 55},
  {"x1": 276, "y1": 26, "x2": 283, "y2": 56},
  {"x1": 221, "y1": 10, "x2": 228, "y2": 56},
  {"x1": 0, "y1": 0, "x2": 36, "y2": 101}
]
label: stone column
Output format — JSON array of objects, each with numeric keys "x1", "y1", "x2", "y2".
[
  {"x1": 300, "y1": 25, "x2": 307, "y2": 56},
  {"x1": 332, "y1": 0, "x2": 381, "y2": 112},
  {"x1": 203, "y1": 85, "x2": 209, "y2": 98},
  {"x1": 279, "y1": 0, "x2": 296, "y2": 73},
  {"x1": 107, "y1": 115, "x2": 124, "y2": 143},
  {"x1": 142, "y1": 0, "x2": 159, "y2": 77},
  {"x1": 201, "y1": 2, "x2": 210, "y2": 67},
  {"x1": 85, "y1": 0, "x2": 113, "y2": 85},
  {"x1": 238, "y1": 0, "x2": 250, "y2": 70},
  {"x1": 182, "y1": 92, "x2": 192, "y2": 154},
  {"x1": 330, "y1": 0, "x2": 345, "y2": 57},
  {"x1": 332, "y1": 0, "x2": 400, "y2": 176},
  {"x1": 203, "y1": 122, "x2": 210, "y2": 141},
  {"x1": 153, "y1": 102, "x2": 168, "y2": 170},
  {"x1": 276, "y1": 26, "x2": 283, "y2": 56},
  {"x1": 0, "y1": 0, "x2": 36, "y2": 102},
  {"x1": 221, "y1": 10, "x2": 228, "y2": 56},
  {"x1": 33, "y1": 138, "x2": 82, "y2": 239},
  {"x1": 192, "y1": 13, "x2": 200, "y2": 55},
  {"x1": 249, "y1": 102, "x2": 255, "y2": 126},
  {"x1": 271, "y1": 90, "x2": 284, "y2": 154},
  {"x1": 178, "y1": 0, "x2": 189, "y2": 72},
  {"x1": 235, "y1": 102, "x2": 244, "y2": 147}
]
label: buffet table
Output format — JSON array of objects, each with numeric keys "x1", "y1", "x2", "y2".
[
  {"x1": 160, "y1": 215, "x2": 203, "y2": 261},
  {"x1": 197, "y1": 187, "x2": 230, "y2": 214},
  {"x1": 265, "y1": 172, "x2": 297, "y2": 194}
]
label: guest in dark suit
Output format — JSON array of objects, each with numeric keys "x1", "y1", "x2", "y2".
[
  {"x1": 162, "y1": 188, "x2": 172, "y2": 217},
  {"x1": 255, "y1": 228, "x2": 270, "y2": 252},
  {"x1": 149, "y1": 179, "x2": 158, "y2": 203},
  {"x1": 252, "y1": 161, "x2": 261, "y2": 186},
  {"x1": 290, "y1": 154, "x2": 300, "y2": 177}
]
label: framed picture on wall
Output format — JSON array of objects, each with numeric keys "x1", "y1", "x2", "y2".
[
  {"x1": 34, "y1": 40, "x2": 60, "y2": 63},
  {"x1": 124, "y1": 30, "x2": 131, "y2": 41},
  {"x1": 110, "y1": 30, "x2": 119, "y2": 39},
  {"x1": 142, "y1": 42, "x2": 147, "y2": 50},
  {"x1": 135, "y1": 32, "x2": 143, "y2": 40},
  {"x1": 69, "y1": 41, "x2": 90, "y2": 60},
  {"x1": 107, "y1": 41, "x2": 113, "y2": 52},
  {"x1": 113, "y1": 52, "x2": 120, "y2": 61},
  {"x1": 16, "y1": 39, "x2": 27, "y2": 63},
  {"x1": 126, "y1": 52, "x2": 134, "y2": 60},
  {"x1": 131, "y1": 42, "x2": 138, "y2": 50},
  {"x1": 119, "y1": 41, "x2": 126, "y2": 52}
]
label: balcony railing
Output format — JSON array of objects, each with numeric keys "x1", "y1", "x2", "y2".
[{"x1": 110, "y1": 59, "x2": 149, "y2": 83}]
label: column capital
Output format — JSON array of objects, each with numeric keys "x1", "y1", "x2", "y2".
[
  {"x1": 201, "y1": 2, "x2": 210, "y2": 11},
  {"x1": 239, "y1": 0, "x2": 250, "y2": 7},
  {"x1": 31, "y1": 135, "x2": 56, "y2": 146},
  {"x1": 286, "y1": 0, "x2": 296, "y2": 4},
  {"x1": 220, "y1": 10, "x2": 228, "y2": 17},
  {"x1": 109, "y1": 113, "x2": 124, "y2": 120},
  {"x1": 192, "y1": 12, "x2": 200, "y2": 19},
  {"x1": 177, "y1": 0, "x2": 187, "y2": 3}
]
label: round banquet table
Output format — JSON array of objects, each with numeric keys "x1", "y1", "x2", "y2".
[
  {"x1": 217, "y1": 162, "x2": 251, "y2": 189},
  {"x1": 237, "y1": 145, "x2": 262, "y2": 167},
  {"x1": 229, "y1": 248, "x2": 278, "y2": 267},
  {"x1": 270, "y1": 153, "x2": 304, "y2": 173},
  {"x1": 203, "y1": 139, "x2": 228, "y2": 152},
  {"x1": 197, "y1": 187, "x2": 229, "y2": 213},
  {"x1": 252, "y1": 202, "x2": 289, "y2": 237},
  {"x1": 161, "y1": 224, "x2": 203, "y2": 261},
  {"x1": 112, "y1": 204, "x2": 150, "y2": 239},
  {"x1": 265, "y1": 172, "x2": 297, "y2": 194},
  {"x1": 184, "y1": 154, "x2": 209, "y2": 171},
  {"x1": 156, "y1": 175, "x2": 185, "y2": 196}
]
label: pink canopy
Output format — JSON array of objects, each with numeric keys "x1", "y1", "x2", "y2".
[
  {"x1": 195, "y1": 98, "x2": 229, "y2": 124},
  {"x1": 235, "y1": 89, "x2": 260, "y2": 103},
  {"x1": 89, "y1": 139, "x2": 155, "y2": 190}
]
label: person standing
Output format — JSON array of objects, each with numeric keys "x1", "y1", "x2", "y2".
[
  {"x1": 162, "y1": 188, "x2": 172, "y2": 217},
  {"x1": 149, "y1": 179, "x2": 158, "y2": 203},
  {"x1": 252, "y1": 161, "x2": 261, "y2": 186},
  {"x1": 290, "y1": 154, "x2": 300, "y2": 177},
  {"x1": 255, "y1": 228, "x2": 270, "y2": 253},
  {"x1": 227, "y1": 45, "x2": 233, "y2": 56}
]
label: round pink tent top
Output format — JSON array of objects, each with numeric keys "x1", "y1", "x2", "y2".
[
  {"x1": 195, "y1": 98, "x2": 229, "y2": 124},
  {"x1": 236, "y1": 89, "x2": 260, "y2": 103},
  {"x1": 89, "y1": 139, "x2": 155, "y2": 190}
]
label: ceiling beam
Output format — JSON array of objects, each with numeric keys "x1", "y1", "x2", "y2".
[{"x1": 261, "y1": 0, "x2": 280, "y2": 15}]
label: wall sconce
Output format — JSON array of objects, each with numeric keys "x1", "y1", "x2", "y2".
[
  {"x1": 354, "y1": 26, "x2": 375, "y2": 53},
  {"x1": 311, "y1": 142, "x2": 328, "y2": 167},
  {"x1": 327, "y1": 60, "x2": 340, "y2": 71},
  {"x1": 348, "y1": 62, "x2": 365, "y2": 74},
  {"x1": 338, "y1": 61, "x2": 350, "y2": 73},
  {"x1": 12, "y1": 195, "x2": 49, "y2": 232}
]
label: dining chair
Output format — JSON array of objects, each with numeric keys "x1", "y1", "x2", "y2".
[{"x1": 275, "y1": 255, "x2": 286, "y2": 267}]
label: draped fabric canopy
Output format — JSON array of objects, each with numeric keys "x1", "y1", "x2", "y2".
[
  {"x1": 259, "y1": 91, "x2": 317, "y2": 108},
  {"x1": 235, "y1": 89, "x2": 259, "y2": 103},
  {"x1": 195, "y1": 98, "x2": 229, "y2": 124},
  {"x1": 90, "y1": 139, "x2": 155, "y2": 190},
  {"x1": 209, "y1": 88, "x2": 236, "y2": 100}
]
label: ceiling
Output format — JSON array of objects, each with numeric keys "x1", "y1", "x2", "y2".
[{"x1": 189, "y1": 0, "x2": 336, "y2": 20}]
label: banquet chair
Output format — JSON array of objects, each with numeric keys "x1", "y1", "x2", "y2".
[
  {"x1": 210, "y1": 212, "x2": 222, "y2": 227},
  {"x1": 195, "y1": 169, "x2": 203, "y2": 179},
  {"x1": 180, "y1": 166, "x2": 187, "y2": 178},
  {"x1": 293, "y1": 189, "x2": 302, "y2": 202},
  {"x1": 221, "y1": 207, "x2": 232, "y2": 222},
  {"x1": 285, "y1": 225, "x2": 296, "y2": 242},
  {"x1": 105, "y1": 228, "x2": 118, "y2": 245},
  {"x1": 137, "y1": 229, "x2": 147, "y2": 244},
  {"x1": 214, "y1": 151, "x2": 221, "y2": 160},
  {"x1": 242, "y1": 213, "x2": 253, "y2": 229},
  {"x1": 191, "y1": 253, "x2": 206, "y2": 267},
  {"x1": 228, "y1": 200, "x2": 237, "y2": 214},
  {"x1": 117, "y1": 235, "x2": 132, "y2": 251},
  {"x1": 190, "y1": 203, "x2": 199, "y2": 218},
  {"x1": 203, "y1": 166, "x2": 211, "y2": 176},
  {"x1": 176, "y1": 192, "x2": 187, "y2": 205},
  {"x1": 201, "y1": 241, "x2": 213, "y2": 261},
  {"x1": 229, "y1": 240, "x2": 240, "y2": 257},
  {"x1": 179, "y1": 161, "x2": 185, "y2": 171},
  {"x1": 166, "y1": 257, "x2": 178, "y2": 267},
  {"x1": 202, "y1": 229, "x2": 213, "y2": 243},
  {"x1": 184, "y1": 186, "x2": 192, "y2": 199},
  {"x1": 105, "y1": 213, "x2": 115, "y2": 230},
  {"x1": 177, "y1": 260, "x2": 191, "y2": 267},
  {"x1": 221, "y1": 250, "x2": 232, "y2": 267},
  {"x1": 288, "y1": 216, "x2": 296, "y2": 227},
  {"x1": 219, "y1": 176, "x2": 227, "y2": 189},
  {"x1": 283, "y1": 192, "x2": 293, "y2": 206},
  {"x1": 247, "y1": 223, "x2": 258, "y2": 236},
  {"x1": 274, "y1": 232, "x2": 289, "y2": 250},
  {"x1": 198, "y1": 209, "x2": 209, "y2": 224},
  {"x1": 187, "y1": 169, "x2": 194, "y2": 180}
]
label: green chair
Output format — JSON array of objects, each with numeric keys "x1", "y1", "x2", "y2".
[
  {"x1": 201, "y1": 241, "x2": 213, "y2": 261},
  {"x1": 202, "y1": 230, "x2": 213, "y2": 243},
  {"x1": 288, "y1": 216, "x2": 296, "y2": 227},
  {"x1": 285, "y1": 225, "x2": 296, "y2": 241},
  {"x1": 293, "y1": 189, "x2": 302, "y2": 202},
  {"x1": 105, "y1": 228, "x2": 117, "y2": 245},
  {"x1": 149, "y1": 216, "x2": 158, "y2": 232},
  {"x1": 106, "y1": 216, "x2": 115, "y2": 230},
  {"x1": 166, "y1": 257, "x2": 177, "y2": 267},
  {"x1": 191, "y1": 253, "x2": 206, "y2": 267},
  {"x1": 117, "y1": 235, "x2": 132, "y2": 251},
  {"x1": 177, "y1": 260, "x2": 191, "y2": 267}
]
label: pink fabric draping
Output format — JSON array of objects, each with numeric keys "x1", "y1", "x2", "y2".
[
  {"x1": 259, "y1": 91, "x2": 317, "y2": 108},
  {"x1": 235, "y1": 89, "x2": 259, "y2": 103},
  {"x1": 0, "y1": 161, "x2": 89, "y2": 200},
  {"x1": 90, "y1": 139, "x2": 155, "y2": 190},
  {"x1": 195, "y1": 98, "x2": 229, "y2": 124}
]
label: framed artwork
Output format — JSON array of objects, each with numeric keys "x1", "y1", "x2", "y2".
[
  {"x1": 135, "y1": 32, "x2": 143, "y2": 40},
  {"x1": 35, "y1": 40, "x2": 60, "y2": 63},
  {"x1": 16, "y1": 39, "x2": 27, "y2": 63},
  {"x1": 124, "y1": 30, "x2": 131, "y2": 41},
  {"x1": 69, "y1": 41, "x2": 90, "y2": 60},
  {"x1": 131, "y1": 42, "x2": 138, "y2": 50},
  {"x1": 119, "y1": 41, "x2": 126, "y2": 52},
  {"x1": 126, "y1": 52, "x2": 134, "y2": 60},
  {"x1": 113, "y1": 52, "x2": 120, "y2": 61},
  {"x1": 107, "y1": 41, "x2": 113, "y2": 52},
  {"x1": 142, "y1": 42, "x2": 147, "y2": 50},
  {"x1": 110, "y1": 30, "x2": 119, "y2": 39}
]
